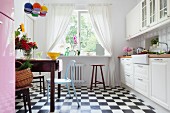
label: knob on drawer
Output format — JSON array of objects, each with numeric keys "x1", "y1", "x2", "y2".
[{"x1": 0, "y1": 21, "x2": 3, "y2": 24}]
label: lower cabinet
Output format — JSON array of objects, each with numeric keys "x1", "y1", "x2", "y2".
[
  {"x1": 134, "y1": 64, "x2": 149, "y2": 97},
  {"x1": 150, "y1": 58, "x2": 170, "y2": 110},
  {"x1": 120, "y1": 58, "x2": 170, "y2": 110},
  {"x1": 120, "y1": 58, "x2": 134, "y2": 88}
]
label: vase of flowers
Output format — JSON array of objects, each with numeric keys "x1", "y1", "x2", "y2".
[
  {"x1": 15, "y1": 23, "x2": 38, "y2": 59},
  {"x1": 123, "y1": 47, "x2": 132, "y2": 56}
]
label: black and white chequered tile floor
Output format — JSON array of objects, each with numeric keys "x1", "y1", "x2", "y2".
[{"x1": 15, "y1": 86, "x2": 156, "y2": 113}]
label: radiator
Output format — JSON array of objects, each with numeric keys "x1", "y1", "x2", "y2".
[{"x1": 70, "y1": 64, "x2": 85, "y2": 84}]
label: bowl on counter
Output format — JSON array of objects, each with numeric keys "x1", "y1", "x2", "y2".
[{"x1": 47, "y1": 52, "x2": 60, "y2": 60}]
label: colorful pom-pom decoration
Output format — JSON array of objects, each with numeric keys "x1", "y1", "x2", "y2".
[
  {"x1": 33, "y1": 3, "x2": 41, "y2": 11},
  {"x1": 24, "y1": 3, "x2": 33, "y2": 14},
  {"x1": 41, "y1": 5, "x2": 48, "y2": 12},
  {"x1": 24, "y1": 2, "x2": 48, "y2": 17}
]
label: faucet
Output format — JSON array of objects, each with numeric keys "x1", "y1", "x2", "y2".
[{"x1": 157, "y1": 42, "x2": 169, "y2": 53}]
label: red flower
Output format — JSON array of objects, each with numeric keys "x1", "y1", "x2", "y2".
[{"x1": 15, "y1": 37, "x2": 38, "y2": 51}]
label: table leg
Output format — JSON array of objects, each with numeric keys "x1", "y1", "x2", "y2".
[
  {"x1": 50, "y1": 64, "x2": 55, "y2": 112},
  {"x1": 58, "y1": 71, "x2": 61, "y2": 98}
]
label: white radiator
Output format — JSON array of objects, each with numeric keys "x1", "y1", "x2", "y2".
[{"x1": 70, "y1": 63, "x2": 85, "y2": 84}]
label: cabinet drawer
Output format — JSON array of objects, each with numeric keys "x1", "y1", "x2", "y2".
[
  {"x1": 124, "y1": 63, "x2": 133, "y2": 74},
  {"x1": 125, "y1": 73, "x2": 134, "y2": 88},
  {"x1": 134, "y1": 77, "x2": 149, "y2": 96},
  {"x1": 134, "y1": 64, "x2": 149, "y2": 79}
]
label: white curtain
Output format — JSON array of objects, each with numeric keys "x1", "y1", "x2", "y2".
[
  {"x1": 88, "y1": 4, "x2": 115, "y2": 86},
  {"x1": 46, "y1": 4, "x2": 74, "y2": 52}
]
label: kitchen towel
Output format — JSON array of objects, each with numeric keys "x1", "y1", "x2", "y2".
[{"x1": 57, "y1": 59, "x2": 63, "y2": 72}]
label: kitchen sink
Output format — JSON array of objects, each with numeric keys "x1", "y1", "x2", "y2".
[{"x1": 131, "y1": 54, "x2": 149, "y2": 64}]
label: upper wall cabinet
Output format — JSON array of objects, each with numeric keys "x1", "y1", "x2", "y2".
[
  {"x1": 126, "y1": 0, "x2": 170, "y2": 40},
  {"x1": 141, "y1": 0, "x2": 149, "y2": 30},
  {"x1": 149, "y1": 0, "x2": 158, "y2": 26},
  {"x1": 126, "y1": 3, "x2": 140, "y2": 40},
  {"x1": 158, "y1": 0, "x2": 170, "y2": 22}
]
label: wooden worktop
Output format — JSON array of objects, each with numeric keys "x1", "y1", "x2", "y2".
[{"x1": 118, "y1": 54, "x2": 170, "y2": 58}]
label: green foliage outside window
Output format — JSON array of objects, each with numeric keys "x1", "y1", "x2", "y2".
[{"x1": 65, "y1": 11, "x2": 97, "y2": 52}]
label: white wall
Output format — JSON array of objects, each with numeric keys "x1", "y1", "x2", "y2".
[
  {"x1": 111, "y1": 0, "x2": 137, "y2": 86},
  {"x1": 15, "y1": 0, "x2": 138, "y2": 86}
]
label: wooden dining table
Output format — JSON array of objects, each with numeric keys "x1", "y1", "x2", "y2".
[{"x1": 16, "y1": 59, "x2": 62, "y2": 112}]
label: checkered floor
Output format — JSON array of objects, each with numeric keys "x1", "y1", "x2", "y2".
[{"x1": 15, "y1": 86, "x2": 156, "y2": 113}]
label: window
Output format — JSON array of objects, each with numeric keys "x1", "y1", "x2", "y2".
[{"x1": 53, "y1": 10, "x2": 105, "y2": 56}]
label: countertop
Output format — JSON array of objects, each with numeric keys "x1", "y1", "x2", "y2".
[{"x1": 118, "y1": 54, "x2": 170, "y2": 58}]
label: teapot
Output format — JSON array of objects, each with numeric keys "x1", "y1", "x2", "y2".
[{"x1": 136, "y1": 47, "x2": 144, "y2": 54}]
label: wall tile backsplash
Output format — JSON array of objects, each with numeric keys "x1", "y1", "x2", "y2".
[{"x1": 133, "y1": 24, "x2": 170, "y2": 52}]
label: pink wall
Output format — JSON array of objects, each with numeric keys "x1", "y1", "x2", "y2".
[{"x1": 0, "y1": 0, "x2": 15, "y2": 112}]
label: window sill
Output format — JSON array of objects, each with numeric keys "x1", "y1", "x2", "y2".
[{"x1": 59, "y1": 55, "x2": 111, "y2": 58}]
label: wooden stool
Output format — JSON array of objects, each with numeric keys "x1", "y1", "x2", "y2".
[
  {"x1": 90, "y1": 64, "x2": 106, "y2": 90},
  {"x1": 16, "y1": 85, "x2": 32, "y2": 113}
]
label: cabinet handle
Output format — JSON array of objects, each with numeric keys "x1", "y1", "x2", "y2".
[
  {"x1": 154, "y1": 59, "x2": 163, "y2": 61},
  {"x1": 126, "y1": 74, "x2": 130, "y2": 77},
  {"x1": 0, "y1": 21, "x2": 2, "y2": 24},
  {"x1": 138, "y1": 65, "x2": 143, "y2": 68},
  {"x1": 138, "y1": 78, "x2": 143, "y2": 81}
]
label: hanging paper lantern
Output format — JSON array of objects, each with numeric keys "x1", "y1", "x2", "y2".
[
  {"x1": 40, "y1": 5, "x2": 48, "y2": 17},
  {"x1": 41, "y1": 5, "x2": 48, "y2": 12},
  {"x1": 32, "y1": 13, "x2": 39, "y2": 17},
  {"x1": 33, "y1": 2, "x2": 41, "y2": 11},
  {"x1": 24, "y1": 3, "x2": 33, "y2": 14},
  {"x1": 39, "y1": 12, "x2": 46, "y2": 17}
]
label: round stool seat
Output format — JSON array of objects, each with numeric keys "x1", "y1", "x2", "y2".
[{"x1": 91, "y1": 64, "x2": 105, "y2": 66}]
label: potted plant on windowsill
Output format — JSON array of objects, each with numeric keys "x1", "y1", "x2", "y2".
[{"x1": 151, "y1": 38, "x2": 158, "y2": 48}]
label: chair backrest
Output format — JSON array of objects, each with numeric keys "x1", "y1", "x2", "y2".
[{"x1": 64, "y1": 60, "x2": 76, "y2": 81}]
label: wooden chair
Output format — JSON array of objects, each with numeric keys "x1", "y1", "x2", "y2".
[
  {"x1": 32, "y1": 72, "x2": 45, "y2": 96},
  {"x1": 16, "y1": 85, "x2": 32, "y2": 113}
]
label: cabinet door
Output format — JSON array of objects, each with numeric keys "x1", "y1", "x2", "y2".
[
  {"x1": 150, "y1": 58, "x2": 170, "y2": 109},
  {"x1": 158, "y1": 0, "x2": 169, "y2": 22},
  {"x1": 149, "y1": 0, "x2": 158, "y2": 26},
  {"x1": 140, "y1": 0, "x2": 150, "y2": 30},
  {"x1": 126, "y1": 3, "x2": 140, "y2": 39}
]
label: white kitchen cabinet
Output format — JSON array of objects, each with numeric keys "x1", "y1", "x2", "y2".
[
  {"x1": 149, "y1": 58, "x2": 170, "y2": 110},
  {"x1": 134, "y1": 64, "x2": 149, "y2": 97},
  {"x1": 120, "y1": 58, "x2": 134, "y2": 88},
  {"x1": 126, "y1": 3, "x2": 140, "y2": 39},
  {"x1": 149, "y1": 0, "x2": 158, "y2": 26},
  {"x1": 158, "y1": 0, "x2": 170, "y2": 22},
  {"x1": 140, "y1": 0, "x2": 158, "y2": 29},
  {"x1": 140, "y1": 0, "x2": 149, "y2": 30}
]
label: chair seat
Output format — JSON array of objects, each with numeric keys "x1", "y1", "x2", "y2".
[
  {"x1": 33, "y1": 74, "x2": 44, "y2": 78},
  {"x1": 47, "y1": 78, "x2": 71, "y2": 84}
]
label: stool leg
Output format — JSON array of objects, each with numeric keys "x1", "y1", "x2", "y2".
[
  {"x1": 90, "y1": 66, "x2": 95, "y2": 90},
  {"x1": 23, "y1": 95, "x2": 27, "y2": 112},
  {"x1": 26, "y1": 88, "x2": 32, "y2": 113},
  {"x1": 100, "y1": 66, "x2": 105, "y2": 90},
  {"x1": 95, "y1": 66, "x2": 97, "y2": 87},
  {"x1": 40, "y1": 78, "x2": 42, "y2": 93},
  {"x1": 42, "y1": 76, "x2": 45, "y2": 96}
]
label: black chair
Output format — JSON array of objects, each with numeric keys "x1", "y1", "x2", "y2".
[{"x1": 32, "y1": 72, "x2": 45, "y2": 96}]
